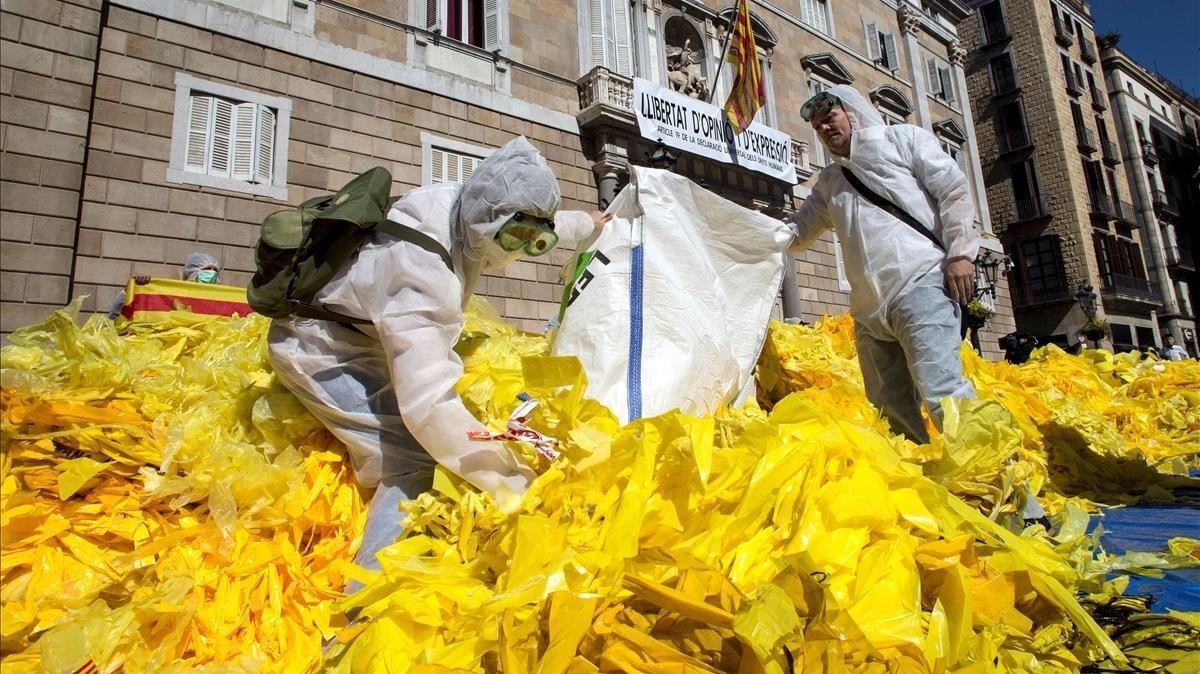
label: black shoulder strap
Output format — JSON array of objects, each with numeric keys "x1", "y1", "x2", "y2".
[
  {"x1": 840, "y1": 166, "x2": 946, "y2": 253},
  {"x1": 290, "y1": 219, "x2": 456, "y2": 327}
]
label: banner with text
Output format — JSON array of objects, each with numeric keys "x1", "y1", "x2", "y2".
[{"x1": 633, "y1": 78, "x2": 797, "y2": 184}]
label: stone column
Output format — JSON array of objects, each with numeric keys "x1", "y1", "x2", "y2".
[
  {"x1": 592, "y1": 158, "x2": 627, "y2": 210},
  {"x1": 898, "y1": 4, "x2": 932, "y2": 131},
  {"x1": 1113, "y1": 90, "x2": 1183, "y2": 343},
  {"x1": 949, "y1": 40, "x2": 992, "y2": 234}
]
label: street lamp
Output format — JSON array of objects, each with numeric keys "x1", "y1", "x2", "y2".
[
  {"x1": 965, "y1": 249, "x2": 1011, "y2": 353},
  {"x1": 1073, "y1": 282, "x2": 1097, "y2": 320},
  {"x1": 648, "y1": 141, "x2": 679, "y2": 171}
]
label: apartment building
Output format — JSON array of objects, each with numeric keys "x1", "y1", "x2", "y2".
[
  {"x1": 960, "y1": 0, "x2": 1166, "y2": 351},
  {"x1": 1, "y1": 0, "x2": 1010, "y2": 356},
  {"x1": 1100, "y1": 43, "x2": 1199, "y2": 357}
]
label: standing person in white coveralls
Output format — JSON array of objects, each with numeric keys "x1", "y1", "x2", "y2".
[
  {"x1": 268, "y1": 137, "x2": 609, "y2": 586},
  {"x1": 788, "y1": 85, "x2": 981, "y2": 444}
]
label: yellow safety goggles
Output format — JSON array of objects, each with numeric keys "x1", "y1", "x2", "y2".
[{"x1": 495, "y1": 212, "x2": 559, "y2": 256}]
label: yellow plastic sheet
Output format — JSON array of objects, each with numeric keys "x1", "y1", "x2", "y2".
[{"x1": 1, "y1": 300, "x2": 365, "y2": 673}]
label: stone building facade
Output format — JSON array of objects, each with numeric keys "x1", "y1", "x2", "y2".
[
  {"x1": 1100, "y1": 44, "x2": 1200, "y2": 357},
  {"x1": 961, "y1": 0, "x2": 1162, "y2": 351},
  {"x1": 2, "y1": 0, "x2": 1011, "y2": 358}
]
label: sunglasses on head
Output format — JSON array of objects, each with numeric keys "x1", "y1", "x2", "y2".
[
  {"x1": 801, "y1": 92, "x2": 841, "y2": 122},
  {"x1": 495, "y1": 212, "x2": 559, "y2": 256}
]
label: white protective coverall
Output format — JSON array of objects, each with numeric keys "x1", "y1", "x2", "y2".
[
  {"x1": 267, "y1": 137, "x2": 595, "y2": 577},
  {"x1": 789, "y1": 85, "x2": 982, "y2": 443}
]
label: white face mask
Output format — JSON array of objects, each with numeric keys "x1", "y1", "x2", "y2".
[{"x1": 481, "y1": 241, "x2": 524, "y2": 270}]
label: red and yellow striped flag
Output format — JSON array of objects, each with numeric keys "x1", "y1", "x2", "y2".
[
  {"x1": 723, "y1": 0, "x2": 765, "y2": 134},
  {"x1": 118, "y1": 278, "x2": 252, "y2": 324}
]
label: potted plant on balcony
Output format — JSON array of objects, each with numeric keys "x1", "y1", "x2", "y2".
[
  {"x1": 1080, "y1": 318, "x2": 1110, "y2": 343},
  {"x1": 964, "y1": 298, "x2": 994, "y2": 330}
]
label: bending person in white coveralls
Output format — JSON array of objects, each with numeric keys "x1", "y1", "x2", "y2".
[
  {"x1": 788, "y1": 85, "x2": 981, "y2": 444},
  {"x1": 268, "y1": 137, "x2": 609, "y2": 585}
]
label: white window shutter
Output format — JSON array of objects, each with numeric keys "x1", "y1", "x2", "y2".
[
  {"x1": 462, "y1": 155, "x2": 480, "y2": 181},
  {"x1": 232, "y1": 102, "x2": 256, "y2": 182},
  {"x1": 210, "y1": 98, "x2": 234, "y2": 178},
  {"x1": 431, "y1": 147, "x2": 446, "y2": 184},
  {"x1": 185, "y1": 95, "x2": 212, "y2": 173},
  {"x1": 256, "y1": 106, "x2": 275, "y2": 183},
  {"x1": 446, "y1": 152, "x2": 461, "y2": 183},
  {"x1": 883, "y1": 33, "x2": 898, "y2": 71},
  {"x1": 588, "y1": 0, "x2": 606, "y2": 70},
  {"x1": 926, "y1": 59, "x2": 941, "y2": 97},
  {"x1": 613, "y1": 0, "x2": 632, "y2": 76},
  {"x1": 482, "y1": 0, "x2": 502, "y2": 52},
  {"x1": 864, "y1": 21, "x2": 880, "y2": 62}
]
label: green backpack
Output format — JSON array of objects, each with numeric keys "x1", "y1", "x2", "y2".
[{"x1": 248, "y1": 166, "x2": 454, "y2": 325}]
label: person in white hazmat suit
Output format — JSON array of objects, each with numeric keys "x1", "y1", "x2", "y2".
[
  {"x1": 267, "y1": 137, "x2": 608, "y2": 584},
  {"x1": 788, "y1": 85, "x2": 981, "y2": 444}
]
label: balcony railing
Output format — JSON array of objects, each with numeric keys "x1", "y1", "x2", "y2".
[
  {"x1": 1080, "y1": 37, "x2": 1097, "y2": 63},
  {"x1": 1054, "y1": 17, "x2": 1075, "y2": 46},
  {"x1": 1011, "y1": 279, "x2": 1072, "y2": 308},
  {"x1": 1142, "y1": 141, "x2": 1159, "y2": 164},
  {"x1": 983, "y1": 18, "x2": 1010, "y2": 45},
  {"x1": 1011, "y1": 194, "x2": 1051, "y2": 222},
  {"x1": 1100, "y1": 273, "x2": 1160, "y2": 302},
  {"x1": 1065, "y1": 72, "x2": 1085, "y2": 97},
  {"x1": 1090, "y1": 87, "x2": 1107, "y2": 110},
  {"x1": 998, "y1": 126, "x2": 1032, "y2": 154},
  {"x1": 1102, "y1": 139, "x2": 1120, "y2": 164},
  {"x1": 991, "y1": 71, "x2": 1019, "y2": 97},
  {"x1": 1076, "y1": 126, "x2": 1098, "y2": 152},
  {"x1": 1167, "y1": 245, "x2": 1195, "y2": 269},
  {"x1": 1089, "y1": 192, "x2": 1118, "y2": 219},
  {"x1": 1153, "y1": 189, "x2": 1180, "y2": 215}
]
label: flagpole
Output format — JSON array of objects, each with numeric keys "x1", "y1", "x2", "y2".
[{"x1": 706, "y1": 0, "x2": 739, "y2": 104}]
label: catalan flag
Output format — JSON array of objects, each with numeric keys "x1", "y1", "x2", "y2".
[
  {"x1": 723, "y1": 0, "x2": 765, "y2": 134},
  {"x1": 118, "y1": 277, "x2": 252, "y2": 324}
]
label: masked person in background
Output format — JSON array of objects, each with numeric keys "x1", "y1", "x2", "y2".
[
  {"x1": 268, "y1": 137, "x2": 609, "y2": 588},
  {"x1": 107, "y1": 252, "x2": 221, "y2": 320},
  {"x1": 788, "y1": 85, "x2": 982, "y2": 444}
]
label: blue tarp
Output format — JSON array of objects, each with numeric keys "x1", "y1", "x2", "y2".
[{"x1": 1088, "y1": 503, "x2": 1200, "y2": 612}]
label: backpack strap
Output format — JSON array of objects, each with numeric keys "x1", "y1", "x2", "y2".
[
  {"x1": 840, "y1": 166, "x2": 946, "y2": 253},
  {"x1": 377, "y1": 219, "x2": 455, "y2": 272},
  {"x1": 288, "y1": 219, "x2": 456, "y2": 327}
]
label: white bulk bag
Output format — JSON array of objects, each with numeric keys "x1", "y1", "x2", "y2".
[{"x1": 552, "y1": 167, "x2": 793, "y2": 423}]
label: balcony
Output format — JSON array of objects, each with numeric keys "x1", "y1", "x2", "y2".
[
  {"x1": 1117, "y1": 200, "x2": 1139, "y2": 227},
  {"x1": 1089, "y1": 192, "x2": 1118, "y2": 220},
  {"x1": 1011, "y1": 194, "x2": 1051, "y2": 223},
  {"x1": 576, "y1": 66, "x2": 635, "y2": 128},
  {"x1": 1100, "y1": 273, "x2": 1161, "y2": 307},
  {"x1": 1080, "y1": 37, "x2": 1098, "y2": 63},
  {"x1": 1011, "y1": 278, "x2": 1072, "y2": 308},
  {"x1": 998, "y1": 126, "x2": 1032, "y2": 154},
  {"x1": 983, "y1": 18, "x2": 1010, "y2": 45},
  {"x1": 1065, "y1": 73, "x2": 1085, "y2": 97},
  {"x1": 1090, "y1": 87, "x2": 1107, "y2": 111},
  {"x1": 1054, "y1": 18, "x2": 1075, "y2": 46},
  {"x1": 1076, "y1": 126, "x2": 1098, "y2": 153},
  {"x1": 1102, "y1": 139, "x2": 1120, "y2": 164},
  {"x1": 991, "y1": 71, "x2": 1019, "y2": 97},
  {"x1": 1167, "y1": 245, "x2": 1196, "y2": 271},
  {"x1": 1153, "y1": 189, "x2": 1180, "y2": 216},
  {"x1": 1142, "y1": 141, "x2": 1159, "y2": 165}
]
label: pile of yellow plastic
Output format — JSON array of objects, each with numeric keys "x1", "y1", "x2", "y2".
[
  {"x1": 322, "y1": 308, "x2": 1195, "y2": 672},
  {"x1": 1, "y1": 301, "x2": 365, "y2": 673}
]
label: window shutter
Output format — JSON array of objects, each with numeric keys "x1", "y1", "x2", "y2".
[
  {"x1": 256, "y1": 106, "x2": 275, "y2": 183},
  {"x1": 462, "y1": 155, "x2": 480, "y2": 181},
  {"x1": 185, "y1": 95, "x2": 212, "y2": 173},
  {"x1": 588, "y1": 0, "x2": 606, "y2": 70},
  {"x1": 446, "y1": 152, "x2": 461, "y2": 183},
  {"x1": 482, "y1": 0, "x2": 502, "y2": 52},
  {"x1": 210, "y1": 98, "x2": 234, "y2": 178},
  {"x1": 613, "y1": 0, "x2": 632, "y2": 76},
  {"x1": 926, "y1": 59, "x2": 941, "y2": 97},
  {"x1": 425, "y1": 0, "x2": 440, "y2": 30},
  {"x1": 864, "y1": 21, "x2": 880, "y2": 62},
  {"x1": 232, "y1": 102, "x2": 256, "y2": 182},
  {"x1": 883, "y1": 33, "x2": 898, "y2": 71},
  {"x1": 431, "y1": 147, "x2": 446, "y2": 184},
  {"x1": 940, "y1": 67, "x2": 955, "y2": 104}
]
